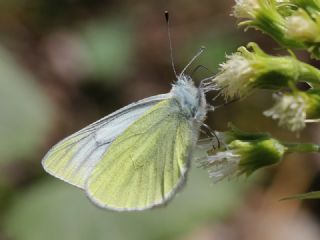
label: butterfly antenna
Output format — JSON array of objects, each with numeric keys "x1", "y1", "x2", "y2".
[
  {"x1": 180, "y1": 46, "x2": 206, "y2": 76},
  {"x1": 165, "y1": 11, "x2": 178, "y2": 78}
]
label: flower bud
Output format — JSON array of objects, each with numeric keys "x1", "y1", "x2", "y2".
[
  {"x1": 233, "y1": 0, "x2": 320, "y2": 58},
  {"x1": 202, "y1": 124, "x2": 287, "y2": 182},
  {"x1": 285, "y1": 9, "x2": 320, "y2": 42},
  {"x1": 213, "y1": 43, "x2": 320, "y2": 99},
  {"x1": 264, "y1": 90, "x2": 320, "y2": 131}
]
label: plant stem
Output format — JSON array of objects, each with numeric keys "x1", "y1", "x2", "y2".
[{"x1": 284, "y1": 143, "x2": 320, "y2": 153}]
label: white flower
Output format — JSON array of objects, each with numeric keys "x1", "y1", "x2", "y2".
[
  {"x1": 201, "y1": 126, "x2": 287, "y2": 183},
  {"x1": 285, "y1": 11, "x2": 319, "y2": 42},
  {"x1": 264, "y1": 94, "x2": 307, "y2": 131},
  {"x1": 213, "y1": 42, "x2": 320, "y2": 100},
  {"x1": 205, "y1": 151, "x2": 240, "y2": 183},
  {"x1": 233, "y1": 0, "x2": 260, "y2": 18},
  {"x1": 213, "y1": 54, "x2": 254, "y2": 99}
]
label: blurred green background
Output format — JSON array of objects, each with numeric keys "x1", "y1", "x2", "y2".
[{"x1": 1, "y1": 1, "x2": 320, "y2": 240}]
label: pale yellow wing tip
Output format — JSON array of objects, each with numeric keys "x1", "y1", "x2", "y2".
[{"x1": 41, "y1": 158, "x2": 84, "y2": 189}]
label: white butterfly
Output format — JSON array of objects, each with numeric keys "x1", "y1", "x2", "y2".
[{"x1": 42, "y1": 13, "x2": 215, "y2": 211}]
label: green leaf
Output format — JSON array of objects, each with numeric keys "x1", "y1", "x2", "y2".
[
  {"x1": 281, "y1": 191, "x2": 320, "y2": 200},
  {"x1": 0, "y1": 46, "x2": 53, "y2": 164}
]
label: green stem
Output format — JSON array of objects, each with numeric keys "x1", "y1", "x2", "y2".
[{"x1": 284, "y1": 143, "x2": 320, "y2": 153}]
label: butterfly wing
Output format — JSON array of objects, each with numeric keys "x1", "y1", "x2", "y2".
[
  {"x1": 42, "y1": 94, "x2": 171, "y2": 188},
  {"x1": 86, "y1": 98, "x2": 196, "y2": 211}
]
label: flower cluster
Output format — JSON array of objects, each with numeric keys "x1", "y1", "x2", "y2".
[
  {"x1": 213, "y1": 42, "x2": 320, "y2": 100},
  {"x1": 233, "y1": 0, "x2": 320, "y2": 58},
  {"x1": 201, "y1": 124, "x2": 287, "y2": 182},
  {"x1": 204, "y1": 0, "x2": 320, "y2": 201},
  {"x1": 285, "y1": 9, "x2": 320, "y2": 43},
  {"x1": 264, "y1": 90, "x2": 320, "y2": 131},
  {"x1": 202, "y1": 123, "x2": 320, "y2": 183},
  {"x1": 264, "y1": 93, "x2": 307, "y2": 131}
]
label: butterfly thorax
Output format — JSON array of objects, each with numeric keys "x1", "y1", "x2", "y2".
[{"x1": 171, "y1": 74, "x2": 207, "y2": 122}]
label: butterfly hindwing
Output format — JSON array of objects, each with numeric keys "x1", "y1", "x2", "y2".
[
  {"x1": 86, "y1": 99, "x2": 194, "y2": 211},
  {"x1": 42, "y1": 94, "x2": 171, "y2": 188}
]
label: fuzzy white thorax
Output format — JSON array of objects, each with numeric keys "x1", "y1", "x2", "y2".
[{"x1": 171, "y1": 74, "x2": 207, "y2": 121}]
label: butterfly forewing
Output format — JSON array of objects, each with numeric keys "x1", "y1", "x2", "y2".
[
  {"x1": 42, "y1": 94, "x2": 171, "y2": 188},
  {"x1": 86, "y1": 99, "x2": 194, "y2": 211}
]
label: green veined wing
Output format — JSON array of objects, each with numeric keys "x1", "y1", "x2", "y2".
[
  {"x1": 42, "y1": 94, "x2": 171, "y2": 188},
  {"x1": 86, "y1": 99, "x2": 196, "y2": 211}
]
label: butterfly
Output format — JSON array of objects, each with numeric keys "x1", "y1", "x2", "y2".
[{"x1": 42, "y1": 13, "x2": 215, "y2": 211}]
